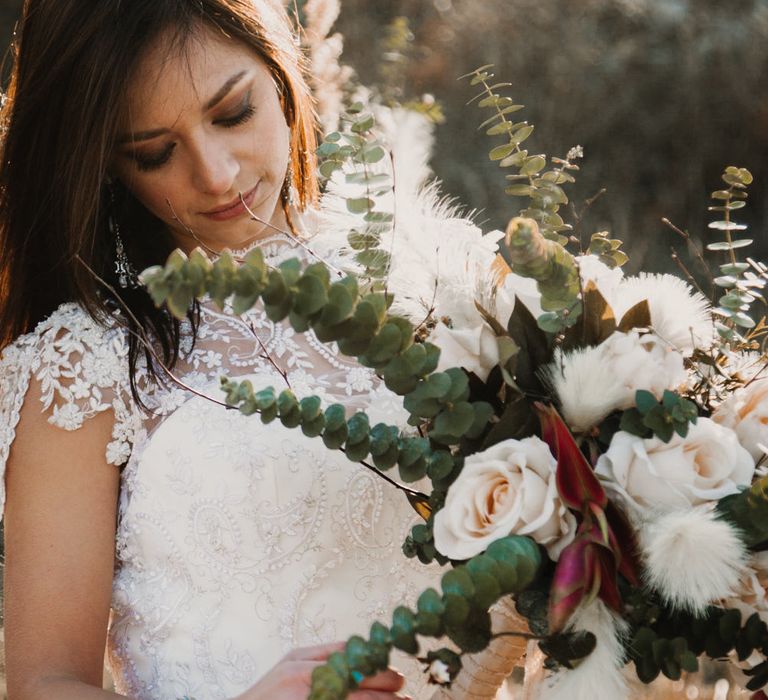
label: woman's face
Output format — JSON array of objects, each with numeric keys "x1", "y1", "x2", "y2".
[{"x1": 112, "y1": 25, "x2": 291, "y2": 253}]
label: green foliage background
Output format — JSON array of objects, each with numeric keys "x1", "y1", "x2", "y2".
[{"x1": 2, "y1": 0, "x2": 767, "y2": 270}]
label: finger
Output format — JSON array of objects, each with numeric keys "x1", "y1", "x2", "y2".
[
  {"x1": 358, "y1": 668, "x2": 405, "y2": 692},
  {"x1": 286, "y1": 641, "x2": 346, "y2": 662}
]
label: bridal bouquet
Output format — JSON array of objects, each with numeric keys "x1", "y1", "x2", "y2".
[{"x1": 139, "y1": 64, "x2": 768, "y2": 699}]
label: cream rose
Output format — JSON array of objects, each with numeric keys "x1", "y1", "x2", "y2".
[
  {"x1": 432, "y1": 321, "x2": 500, "y2": 382},
  {"x1": 546, "y1": 330, "x2": 688, "y2": 433},
  {"x1": 713, "y1": 378, "x2": 768, "y2": 462},
  {"x1": 433, "y1": 437, "x2": 576, "y2": 561},
  {"x1": 595, "y1": 418, "x2": 754, "y2": 511}
]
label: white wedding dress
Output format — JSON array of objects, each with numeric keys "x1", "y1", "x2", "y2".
[{"x1": 0, "y1": 235, "x2": 443, "y2": 700}]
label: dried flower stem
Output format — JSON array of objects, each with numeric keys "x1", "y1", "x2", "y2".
[
  {"x1": 669, "y1": 245, "x2": 709, "y2": 299},
  {"x1": 663, "y1": 217, "x2": 715, "y2": 298}
]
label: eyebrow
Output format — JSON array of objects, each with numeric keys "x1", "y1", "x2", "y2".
[{"x1": 118, "y1": 70, "x2": 250, "y2": 145}]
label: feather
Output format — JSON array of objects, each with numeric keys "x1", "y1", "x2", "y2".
[
  {"x1": 535, "y1": 600, "x2": 628, "y2": 700},
  {"x1": 313, "y1": 107, "x2": 501, "y2": 328},
  {"x1": 639, "y1": 505, "x2": 748, "y2": 615}
]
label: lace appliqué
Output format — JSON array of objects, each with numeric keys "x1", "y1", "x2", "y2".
[{"x1": 0, "y1": 303, "x2": 142, "y2": 513}]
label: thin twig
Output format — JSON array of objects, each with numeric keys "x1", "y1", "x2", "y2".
[
  {"x1": 662, "y1": 217, "x2": 715, "y2": 299},
  {"x1": 413, "y1": 277, "x2": 439, "y2": 336},
  {"x1": 75, "y1": 256, "x2": 231, "y2": 409},
  {"x1": 491, "y1": 631, "x2": 541, "y2": 641},
  {"x1": 247, "y1": 320, "x2": 291, "y2": 388},
  {"x1": 384, "y1": 149, "x2": 398, "y2": 297},
  {"x1": 239, "y1": 193, "x2": 345, "y2": 278},
  {"x1": 570, "y1": 188, "x2": 606, "y2": 254},
  {"x1": 669, "y1": 245, "x2": 709, "y2": 299}
]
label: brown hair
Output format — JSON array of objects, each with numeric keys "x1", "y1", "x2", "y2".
[{"x1": 0, "y1": 0, "x2": 318, "y2": 395}]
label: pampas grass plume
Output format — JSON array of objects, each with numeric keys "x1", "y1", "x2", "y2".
[{"x1": 536, "y1": 600, "x2": 628, "y2": 700}]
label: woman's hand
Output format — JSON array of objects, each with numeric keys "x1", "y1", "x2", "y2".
[{"x1": 233, "y1": 642, "x2": 409, "y2": 700}]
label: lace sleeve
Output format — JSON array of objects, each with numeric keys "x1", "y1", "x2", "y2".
[{"x1": 0, "y1": 303, "x2": 141, "y2": 516}]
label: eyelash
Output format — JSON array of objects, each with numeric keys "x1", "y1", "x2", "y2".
[{"x1": 133, "y1": 102, "x2": 257, "y2": 172}]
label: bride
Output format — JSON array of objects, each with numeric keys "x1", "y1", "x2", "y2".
[{"x1": 0, "y1": 1, "x2": 461, "y2": 698}]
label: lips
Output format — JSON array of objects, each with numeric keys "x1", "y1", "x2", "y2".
[{"x1": 201, "y1": 183, "x2": 259, "y2": 221}]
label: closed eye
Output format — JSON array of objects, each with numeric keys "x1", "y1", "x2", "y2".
[
  {"x1": 215, "y1": 102, "x2": 256, "y2": 129},
  {"x1": 134, "y1": 143, "x2": 177, "y2": 172}
]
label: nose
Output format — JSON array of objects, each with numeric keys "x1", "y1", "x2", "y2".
[{"x1": 189, "y1": 135, "x2": 239, "y2": 196}]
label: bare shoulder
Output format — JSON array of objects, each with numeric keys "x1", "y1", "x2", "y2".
[{"x1": 2, "y1": 353, "x2": 122, "y2": 694}]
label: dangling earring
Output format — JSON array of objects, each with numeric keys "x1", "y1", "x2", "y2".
[
  {"x1": 108, "y1": 183, "x2": 139, "y2": 289},
  {"x1": 281, "y1": 145, "x2": 297, "y2": 208}
]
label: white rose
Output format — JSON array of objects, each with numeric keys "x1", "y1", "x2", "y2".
[
  {"x1": 601, "y1": 331, "x2": 688, "y2": 404},
  {"x1": 729, "y1": 552, "x2": 768, "y2": 624},
  {"x1": 433, "y1": 437, "x2": 577, "y2": 561},
  {"x1": 432, "y1": 321, "x2": 500, "y2": 382},
  {"x1": 500, "y1": 272, "x2": 543, "y2": 318},
  {"x1": 546, "y1": 330, "x2": 688, "y2": 433},
  {"x1": 713, "y1": 378, "x2": 768, "y2": 461},
  {"x1": 595, "y1": 418, "x2": 754, "y2": 511}
]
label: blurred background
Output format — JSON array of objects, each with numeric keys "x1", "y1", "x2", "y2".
[
  {"x1": 332, "y1": 0, "x2": 768, "y2": 275},
  {"x1": 3, "y1": 0, "x2": 768, "y2": 275}
]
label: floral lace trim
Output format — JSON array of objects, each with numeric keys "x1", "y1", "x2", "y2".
[
  {"x1": 0, "y1": 339, "x2": 36, "y2": 516},
  {"x1": 0, "y1": 303, "x2": 142, "y2": 478}
]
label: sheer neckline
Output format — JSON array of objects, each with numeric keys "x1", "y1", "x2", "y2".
[{"x1": 227, "y1": 207, "x2": 318, "y2": 261}]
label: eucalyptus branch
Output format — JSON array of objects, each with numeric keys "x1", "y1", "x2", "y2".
[
  {"x1": 705, "y1": 167, "x2": 757, "y2": 342},
  {"x1": 316, "y1": 106, "x2": 395, "y2": 291},
  {"x1": 462, "y1": 65, "x2": 579, "y2": 246},
  {"x1": 140, "y1": 246, "x2": 498, "y2": 532},
  {"x1": 306, "y1": 536, "x2": 542, "y2": 700}
]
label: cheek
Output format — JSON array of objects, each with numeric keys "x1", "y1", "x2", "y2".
[{"x1": 248, "y1": 104, "x2": 291, "y2": 168}]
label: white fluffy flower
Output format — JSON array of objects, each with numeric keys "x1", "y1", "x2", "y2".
[
  {"x1": 535, "y1": 600, "x2": 628, "y2": 700},
  {"x1": 713, "y1": 378, "x2": 768, "y2": 461},
  {"x1": 595, "y1": 418, "x2": 754, "y2": 511},
  {"x1": 639, "y1": 506, "x2": 748, "y2": 614},
  {"x1": 611, "y1": 273, "x2": 713, "y2": 354},
  {"x1": 545, "y1": 330, "x2": 688, "y2": 433},
  {"x1": 433, "y1": 437, "x2": 576, "y2": 561},
  {"x1": 432, "y1": 321, "x2": 500, "y2": 382}
]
